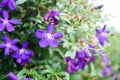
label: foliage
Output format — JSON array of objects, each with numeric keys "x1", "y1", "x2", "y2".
[{"x1": 0, "y1": 0, "x2": 119, "y2": 80}]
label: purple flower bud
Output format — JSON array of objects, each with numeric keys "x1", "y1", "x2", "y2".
[
  {"x1": 8, "y1": 72, "x2": 18, "y2": 80},
  {"x1": 97, "y1": 5, "x2": 103, "y2": 9}
]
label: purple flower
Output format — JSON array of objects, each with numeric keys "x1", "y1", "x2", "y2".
[
  {"x1": 44, "y1": 9, "x2": 60, "y2": 25},
  {"x1": 0, "y1": 35, "x2": 18, "y2": 55},
  {"x1": 66, "y1": 57, "x2": 77, "y2": 74},
  {"x1": 0, "y1": 11, "x2": 20, "y2": 32},
  {"x1": 96, "y1": 24, "x2": 110, "y2": 46},
  {"x1": 36, "y1": 24, "x2": 63, "y2": 48},
  {"x1": 12, "y1": 41, "x2": 34, "y2": 66},
  {"x1": 100, "y1": 50, "x2": 110, "y2": 64},
  {"x1": 88, "y1": 44, "x2": 96, "y2": 54},
  {"x1": 102, "y1": 65, "x2": 112, "y2": 76},
  {"x1": 8, "y1": 72, "x2": 18, "y2": 80},
  {"x1": 75, "y1": 49, "x2": 95, "y2": 69},
  {"x1": 65, "y1": 49, "x2": 95, "y2": 74},
  {"x1": 0, "y1": 0, "x2": 16, "y2": 10},
  {"x1": 22, "y1": 78, "x2": 32, "y2": 80}
]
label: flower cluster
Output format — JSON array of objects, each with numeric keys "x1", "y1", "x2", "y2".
[
  {"x1": 0, "y1": 35, "x2": 34, "y2": 66},
  {"x1": 8, "y1": 72, "x2": 32, "y2": 80},
  {"x1": 36, "y1": 10, "x2": 63, "y2": 48},
  {"x1": 0, "y1": 0, "x2": 33, "y2": 79},
  {"x1": 66, "y1": 49, "x2": 95, "y2": 74},
  {"x1": 65, "y1": 24, "x2": 118, "y2": 79}
]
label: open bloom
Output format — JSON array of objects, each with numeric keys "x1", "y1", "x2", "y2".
[
  {"x1": 36, "y1": 24, "x2": 63, "y2": 48},
  {"x1": 96, "y1": 24, "x2": 110, "y2": 46},
  {"x1": 0, "y1": 35, "x2": 18, "y2": 55},
  {"x1": 0, "y1": 0, "x2": 16, "y2": 10},
  {"x1": 44, "y1": 9, "x2": 60, "y2": 25},
  {"x1": 0, "y1": 11, "x2": 20, "y2": 32},
  {"x1": 8, "y1": 72, "x2": 18, "y2": 80},
  {"x1": 12, "y1": 41, "x2": 34, "y2": 66}
]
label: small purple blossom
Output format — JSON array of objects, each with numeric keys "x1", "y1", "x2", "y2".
[
  {"x1": 102, "y1": 65, "x2": 112, "y2": 76},
  {"x1": 0, "y1": 35, "x2": 18, "y2": 55},
  {"x1": 0, "y1": 11, "x2": 20, "y2": 32},
  {"x1": 44, "y1": 9, "x2": 60, "y2": 25},
  {"x1": 96, "y1": 24, "x2": 110, "y2": 46},
  {"x1": 12, "y1": 41, "x2": 34, "y2": 66},
  {"x1": 36, "y1": 24, "x2": 63, "y2": 48},
  {"x1": 100, "y1": 50, "x2": 110, "y2": 64},
  {"x1": 0, "y1": 0, "x2": 16, "y2": 10},
  {"x1": 22, "y1": 78, "x2": 32, "y2": 80},
  {"x1": 66, "y1": 57, "x2": 77, "y2": 74},
  {"x1": 88, "y1": 44, "x2": 96, "y2": 54},
  {"x1": 8, "y1": 72, "x2": 18, "y2": 80}
]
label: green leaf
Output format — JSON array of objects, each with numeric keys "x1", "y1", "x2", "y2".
[
  {"x1": 42, "y1": 67, "x2": 55, "y2": 74},
  {"x1": 65, "y1": 50, "x2": 76, "y2": 59},
  {"x1": 16, "y1": 0, "x2": 27, "y2": 5},
  {"x1": 70, "y1": 34, "x2": 75, "y2": 42},
  {"x1": 57, "y1": 72, "x2": 70, "y2": 80},
  {"x1": 17, "y1": 69, "x2": 29, "y2": 77}
]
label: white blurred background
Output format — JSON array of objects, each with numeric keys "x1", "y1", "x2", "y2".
[{"x1": 94, "y1": 0, "x2": 120, "y2": 32}]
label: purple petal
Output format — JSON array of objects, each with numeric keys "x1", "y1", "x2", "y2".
[
  {"x1": 3, "y1": 11, "x2": 9, "y2": 19},
  {"x1": 47, "y1": 24, "x2": 54, "y2": 33},
  {"x1": 51, "y1": 10, "x2": 60, "y2": 16},
  {"x1": 10, "y1": 38, "x2": 19, "y2": 45},
  {"x1": 102, "y1": 53, "x2": 110, "y2": 64},
  {"x1": 96, "y1": 28, "x2": 101, "y2": 34},
  {"x1": 8, "y1": 72, "x2": 18, "y2": 80},
  {"x1": 102, "y1": 24, "x2": 106, "y2": 32},
  {"x1": 27, "y1": 50, "x2": 34, "y2": 57},
  {"x1": 50, "y1": 39, "x2": 58, "y2": 48},
  {"x1": 39, "y1": 39, "x2": 49, "y2": 48},
  {"x1": 21, "y1": 54, "x2": 29, "y2": 60},
  {"x1": 17, "y1": 58, "x2": 22, "y2": 63},
  {"x1": 3, "y1": 35, "x2": 10, "y2": 43},
  {"x1": 22, "y1": 41, "x2": 28, "y2": 48},
  {"x1": 0, "y1": 23, "x2": 5, "y2": 31},
  {"x1": 0, "y1": 18, "x2": 3, "y2": 22},
  {"x1": 36, "y1": 29, "x2": 45, "y2": 39},
  {"x1": 10, "y1": 46, "x2": 18, "y2": 52},
  {"x1": 0, "y1": 43, "x2": 6, "y2": 48},
  {"x1": 8, "y1": 0, "x2": 16, "y2": 10},
  {"x1": 12, "y1": 53, "x2": 21, "y2": 58},
  {"x1": 44, "y1": 13, "x2": 50, "y2": 22},
  {"x1": 0, "y1": 0, "x2": 8, "y2": 7},
  {"x1": 104, "y1": 37, "x2": 109, "y2": 43},
  {"x1": 6, "y1": 23, "x2": 15, "y2": 32},
  {"x1": 54, "y1": 32, "x2": 63, "y2": 39},
  {"x1": 52, "y1": 17, "x2": 59, "y2": 25},
  {"x1": 9, "y1": 19, "x2": 20, "y2": 24},
  {"x1": 99, "y1": 37, "x2": 104, "y2": 45},
  {"x1": 4, "y1": 47, "x2": 10, "y2": 55}
]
